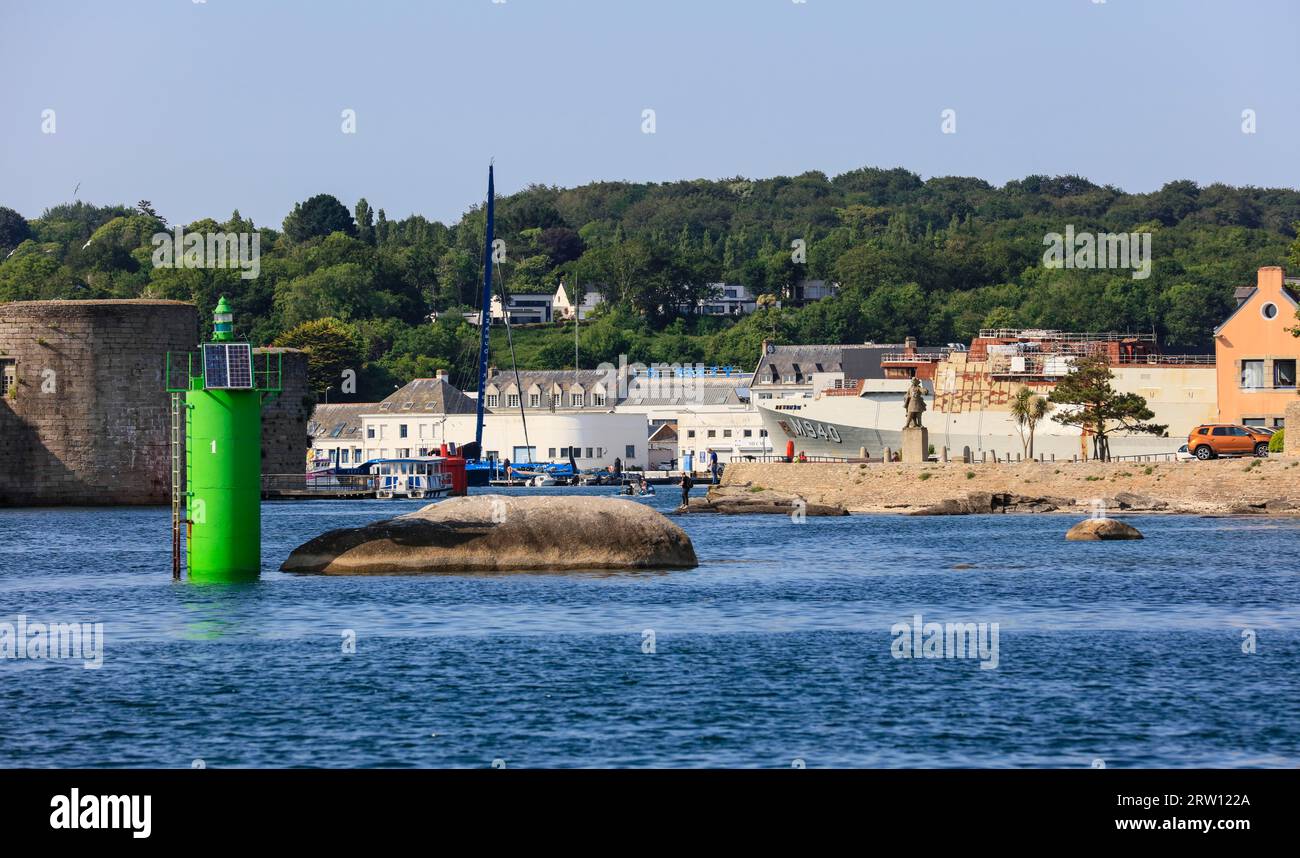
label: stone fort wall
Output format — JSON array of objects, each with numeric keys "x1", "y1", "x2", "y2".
[
  {"x1": 0, "y1": 301, "x2": 313, "y2": 506},
  {"x1": 0, "y1": 300, "x2": 198, "y2": 505}
]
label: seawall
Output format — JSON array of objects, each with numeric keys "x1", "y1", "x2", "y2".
[{"x1": 719, "y1": 458, "x2": 1300, "y2": 515}]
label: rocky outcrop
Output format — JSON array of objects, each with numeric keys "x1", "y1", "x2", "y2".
[
  {"x1": 1065, "y1": 518, "x2": 1144, "y2": 540},
  {"x1": 1109, "y1": 492, "x2": 1170, "y2": 511},
  {"x1": 909, "y1": 492, "x2": 1073, "y2": 515},
  {"x1": 281, "y1": 495, "x2": 698, "y2": 574},
  {"x1": 684, "y1": 485, "x2": 849, "y2": 516},
  {"x1": 1229, "y1": 497, "x2": 1299, "y2": 515}
]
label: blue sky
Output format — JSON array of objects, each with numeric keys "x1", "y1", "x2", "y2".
[{"x1": 2, "y1": 0, "x2": 1296, "y2": 228}]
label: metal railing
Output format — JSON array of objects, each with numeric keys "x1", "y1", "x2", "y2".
[
  {"x1": 978, "y1": 329, "x2": 1158, "y2": 343},
  {"x1": 880, "y1": 352, "x2": 949, "y2": 363},
  {"x1": 1116, "y1": 354, "x2": 1215, "y2": 365},
  {"x1": 261, "y1": 473, "x2": 378, "y2": 494}
]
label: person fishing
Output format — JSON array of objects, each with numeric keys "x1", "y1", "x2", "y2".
[{"x1": 679, "y1": 471, "x2": 694, "y2": 509}]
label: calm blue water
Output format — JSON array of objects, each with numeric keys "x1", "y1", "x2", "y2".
[{"x1": 1, "y1": 488, "x2": 1298, "y2": 768}]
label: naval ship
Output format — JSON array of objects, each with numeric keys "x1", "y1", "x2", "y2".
[{"x1": 750, "y1": 331, "x2": 1217, "y2": 460}]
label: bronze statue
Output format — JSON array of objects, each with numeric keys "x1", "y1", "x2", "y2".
[{"x1": 903, "y1": 378, "x2": 927, "y2": 429}]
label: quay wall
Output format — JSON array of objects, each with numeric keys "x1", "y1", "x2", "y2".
[{"x1": 720, "y1": 458, "x2": 1300, "y2": 514}]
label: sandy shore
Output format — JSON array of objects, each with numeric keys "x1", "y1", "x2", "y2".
[{"x1": 719, "y1": 457, "x2": 1300, "y2": 515}]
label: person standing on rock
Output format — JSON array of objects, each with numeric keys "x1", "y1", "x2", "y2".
[
  {"x1": 709, "y1": 449, "x2": 719, "y2": 484},
  {"x1": 680, "y1": 471, "x2": 694, "y2": 510}
]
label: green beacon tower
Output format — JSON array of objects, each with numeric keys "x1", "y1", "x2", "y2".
[{"x1": 167, "y1": 297, "x2": 281, "y2": 583}]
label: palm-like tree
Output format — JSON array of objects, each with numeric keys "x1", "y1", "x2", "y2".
[{"x1": 1010, "y1": 385, "x2": 1052, "y2": 459}]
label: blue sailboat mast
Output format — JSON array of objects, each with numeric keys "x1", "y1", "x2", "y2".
[{"x1": 474, "y1": 165, "x2": 495, "y2": 452}]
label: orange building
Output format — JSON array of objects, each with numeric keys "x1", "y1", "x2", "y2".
[{"x1": 1214, "y1": 266, "x2": 1300, "y2": 429}]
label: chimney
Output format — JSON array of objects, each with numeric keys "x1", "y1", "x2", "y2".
[
  {"x1": 435, "y1": 369, "x2": 448, "y2": 382},
  {"x1": 487, "y1": 365, "x2": 497, "y2": 379},
  {"x1": 904, "y1": 336, "x2": 917, "y2": 356}
]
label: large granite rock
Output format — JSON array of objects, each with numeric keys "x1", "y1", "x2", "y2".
[
  {"x1": 1065, "y1": 518, "x2": 1144, "y2": 540},
  {"x1": 281, "y1": 495, "x2": 698, "y2": 574}
]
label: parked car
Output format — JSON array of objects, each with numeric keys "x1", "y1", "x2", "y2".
[
  {"x1": 1187, "y1": 424, "x2": 1273, "y2": 459},
  {"x1": 1175, "y1": 444, "x2": 1194, "y2": 461}
]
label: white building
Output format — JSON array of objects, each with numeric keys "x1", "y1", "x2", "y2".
[
  {"x1": 693, "y1": 282, "x2": 757, "y2": 316},
  {"x1": 552, "y1": 282, "x2": 604, "y2": 320},
  {"x1": 676, "y1": 407, "x2": 770, "y2": 471},
  {"x1": 310, "y1": 371, "x2": 648, "y2": 470}
]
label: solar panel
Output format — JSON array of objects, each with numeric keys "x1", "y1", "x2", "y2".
[
  {"x1": 202, "y1": 343, "x2": 254, "y2": 390},
  {"x1": 203, "y1": 344, "x2": 228, "y2": 388},
  {"x1": 226, "y1": 344, "x2": 253, "y2": 388}
]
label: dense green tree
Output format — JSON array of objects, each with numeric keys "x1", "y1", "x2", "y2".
[
  {"x1": 354, "y1": 198, "x2": 374, "y2": 245},
  {"x1": 282, "y1": 194, "x2": 356, "y2": 242},
  {"x1": 273, "y1": 317, "x2": 364, "y2": 397},
  {"x1": 0, "y1": 207, "x2": 33, "y2": 253}
]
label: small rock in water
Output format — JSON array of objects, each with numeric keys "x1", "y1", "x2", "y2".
[{"x1": 1065, "y1": 517, "x2": 1143, "y2": 541}]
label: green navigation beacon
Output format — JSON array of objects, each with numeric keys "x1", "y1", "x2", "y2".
[{"x1": 166, "y1": 297, "x2": 282, "y2": 583}]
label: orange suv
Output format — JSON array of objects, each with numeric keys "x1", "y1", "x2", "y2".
[{"x1": 1187, "y1": 424, "x2": 1272, "y2": 459}]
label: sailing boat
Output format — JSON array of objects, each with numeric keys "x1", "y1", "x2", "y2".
[
  {"x1": 458, "y1": 164, "x2": 589, "y2": 488},
  {"x1": 458, "y1": 165, "x2": 500, "y2": 486}
]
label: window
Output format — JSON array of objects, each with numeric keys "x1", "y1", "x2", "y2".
[
  {"x1": 1274, "y1": 417, "x2": 1286, "y2": 428},
  {"x1": 1262, "y1": 302, "x2": 1279, "y2": 320},
  {"x1": 585, "y1": 447, "x2": 593, "y2": 458},
  {"x1": 366, "y1": 427, "x2": 375, "y2": 439},
  {"x1": 1275, "y1": 359, "x2": 1296, "y2": 388},
  {"x1": 760, "y1": 429, "x2": 768, "y2": 437},
  {"x1": 485, "y1": 394, "x2": 499, "y2": 407},
  {"x1": 354, "y1": 448, "x2": 363, "y2": 461},
  {"x1": 625, "y1": 445, "x2": 636, "y2": 458},
  {"x1": 1241, "y1": 360, "x2": 1265, "y2": 389},
  {"x1": 340, "y1": 449, "x2": 349, "y2": 463},
  {"x1": 1, "y1": 359, "x2": 15, "y2": 397},
  {"x1": 1243, "y1": 418, "x2": 1266, "y2": 427},
  {"x1": 418, "y1": 448, "x2": 429, "y2": 457},
  {"x1": 508, "y1": 394, "x2": 520, "y2": 408},
  {"x1": 723, "y1": 429, "x2": 732, "y2": 438},
  {"x1": 397, "y1": 448, "x2": 410, "y2": 458},
  {"x1": 707, "y1": 430, "x2": 716, "y2": 438},
  {"x1": 399, "y1": 424, "x2": 408, "y2": 438},
  {"x1": 687, "y1": 430, "x2": 696, "y2": 438},
  {"x1": 743, "y1": 429, "x2": 752, "y2": 437},
  {"x1": 512, "y1": 446, "x2": 536, "y2": 463},
  {"x1": 593, "y1": 393, "x2": 606, "y2": 406},
  {"x1": 571, "y1": 393, "x2": 584, "y2": 407},
  {"x1": 485, "y1": 450, "x2": 499, "y2": 461},
  {"x1": 530, "y1": 393, "x2": 540, "y2": 407},
  {"x1": 379, "y1": 449, "x2": 389, "y2": 458},
  {"x1": 548, "y1": 448, "x2": 556, "y2": 458}
]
